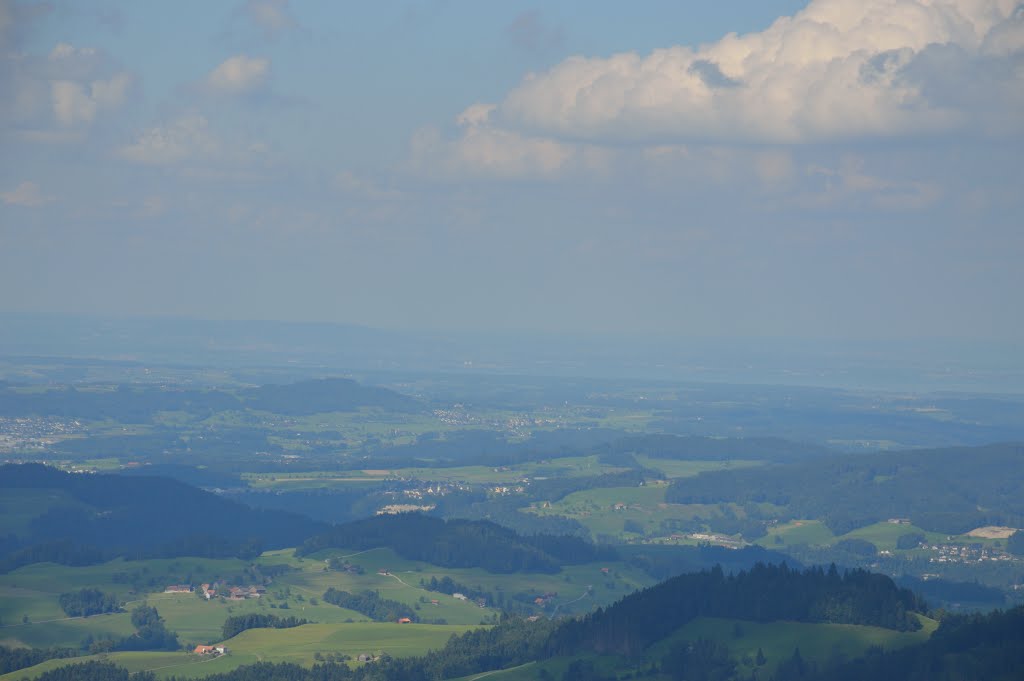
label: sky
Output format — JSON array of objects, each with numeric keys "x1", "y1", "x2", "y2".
[{"x1": 1, "y1": 0, "x2": 1022, "y2": 342}]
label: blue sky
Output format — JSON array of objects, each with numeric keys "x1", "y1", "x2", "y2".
[{"x1": 1, "y1": 0, "x2": 1022, "y2": 342}]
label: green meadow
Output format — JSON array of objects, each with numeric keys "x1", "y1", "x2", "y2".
[
  {"x1": 757, "y1": 520, "x2": 836, "y2": 547},
  {"x1": 522, "y1": 483, "x2": 744, "y2": 542},
  {"x1": 836, "y1": 522, "x2": 948, "y2": 551}
]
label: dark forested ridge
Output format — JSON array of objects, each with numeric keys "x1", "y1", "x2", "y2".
[
  {"x1": 296, "y1": 513, "x2": 615, "y2": 573},
  {"x1": 553, "y1": 563, "x2": 925, "y2": 656},
  {"x1": 0, "y1": 646, "x2": 79, "y2": 675},
  {"x1": 240, "y1": 378, "x2": 421, "y2": 414},
  {"x1": 0, "y1": 464, "x2": 324, "y2": 571},
  {"x1": 666, "y1": 443, "x2": 1024, "y2": 534}
]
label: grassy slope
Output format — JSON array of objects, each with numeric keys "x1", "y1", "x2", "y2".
[
  {"x1": 656, "y1": 614, "x2": 937, "y2": 678},
  {"x1": 0, "y1": 622, "x2": 481, "y2": 680},
  {"x1": 449, "y1": 616, "x2": 939, "y2": 681}
]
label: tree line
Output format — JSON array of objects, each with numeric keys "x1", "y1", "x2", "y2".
[
  {"x1": 322, "y1": 588, "x2": 416, "y2": 622},
  {"x1": 221, "y1": 613, "x2": 309, "y2": 640}
]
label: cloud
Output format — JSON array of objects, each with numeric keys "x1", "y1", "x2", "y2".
[
  {"x1": 1, "y1": 181, "x2": 54, "y2": 207},
  {"x1": 0, "y1": 40, "x2": 133, "y2": 132},
  {"x1": 242, "y1": 0, "x2": 298, "y2": 36},
  {"x1": 205, "y1": 54, "x2": 270, "y2": 94},
  {"x1": 406, "y1": 105, "x2": 607, "y2": 180},
  {"x1": 50, "y1": 72, "x2": 131, "y2": 126},
  {"x1": 335, "y1": 171, "x2": 405, "y2": 201},
  {"x1": 117, "y1": 113, "x2": 220, "y2": 164},
  {"x1": 802, "y1": 156, "x2": 941, "y2": 210},
  {"x1": 505, "y1": 10, "x2": 564, "y2": 53},
  {"x1": 483, "y1": 0, "x2": 1023, "y2": 144}
]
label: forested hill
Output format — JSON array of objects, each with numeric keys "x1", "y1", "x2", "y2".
[
  {"x1": 0, "y1": 464, "x2": 325, "y2": 571},
  {"x1": 790, "y1": 605, "x2": 1024, "y2": 681},
  {"x1": 296, "y1": 513, "x2": 615, "y2": 573},
  {"x1": 239, "y1": 378, "x2": 421, "y2": 414},
  {"x1": 551, "y1": 563, "x2": 925, "y2": 656},
  {"x1": 666, "y1": 442, "x2": 1024, "y2": 534}
]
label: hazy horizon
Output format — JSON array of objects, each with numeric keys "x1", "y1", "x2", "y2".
[{"x1": 2, "y1": 311, "x2": 1022, "y2": 394}]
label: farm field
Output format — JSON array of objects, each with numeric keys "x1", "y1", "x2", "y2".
[
  {"x1": 521, "y1": 483, "x2": 745, "y2": 543},
  {"x1": 757, "y1": 520, "x2": 836, "y2": 547},
  {"x1": 299, "y1": 546, "x2": 654, "y2": 617},
  {"x1": 241, "y1": 454, "x2": 636, "y2": 491},
  {"x1": 835, "y1": 522, "x2": 948, "y2": 551}
]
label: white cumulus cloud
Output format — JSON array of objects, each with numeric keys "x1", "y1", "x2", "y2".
[
  {"x1": 484, "y1": 0, "x2": 1024, "y2": 143},
  {"x1": 205, "y1": 54, "x2": 270, "y2": 94}
]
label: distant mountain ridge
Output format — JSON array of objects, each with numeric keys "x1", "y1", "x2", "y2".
[{"x1": 0, "y1": 377, "x2": 421, "y2": 422}]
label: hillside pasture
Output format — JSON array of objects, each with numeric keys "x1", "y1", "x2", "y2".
[
  {"x1": 522, "y1": 485, "x2": 742, "y2": 542},
  {"x1": 652, "y1": 615, "x2": 937, "y2": 678},
  {"x1": 756, "y1": 520, "x2": 836, "y2": 547}
]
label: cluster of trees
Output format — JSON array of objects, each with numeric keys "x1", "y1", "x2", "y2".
[
  {"x1": 0, "y1": 539, "x2": 108, "y2": 574},
  {"x1": 99, "y1": 605, "x2": 179, "y2": 652},
  {"x1": 552, "y1": 563, "x2": 924, "y2": 657},
  {"x1": 34, "y1": 660, "x2": 157, "y2": 681},
  {"x1": 0, "y1": 645, "x2": 78, "y2": 675},
  {"x1": 896, "y1": 532, "x2": 927, "y2": 550},
  {"x1": 322, "y1": 588, "x2": 416, "y2": 622},
  {"x1": 420, "y1": 575, "x2": 490, "y2": 606},
  {"x1": 298, "y1": 514, "x2": 609, "y2": 574},
  {"x1": 660, "y1": 638, "x2": 738, "y2": 681},
  {"x1": 1007, "y1": 530, "x2": 1024, "y2": 556},
  {"x1": 58, "y1": 588, "x2": 120, "y2": 617},
  {"x1": 667, "y1": 444, "x2": 1024, "y2": 535},
  {"x1": 221, "y1": 613, "x2": 309, "y2": 640}
]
